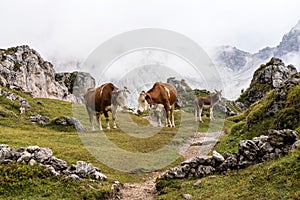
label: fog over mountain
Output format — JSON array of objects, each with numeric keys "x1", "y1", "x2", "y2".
[
  {"x1": 212, "y1": 20, "x2": 300, "y2": 99},
  {"x1": 1, "y1": 1, "x2": 300, "y2": 100}
]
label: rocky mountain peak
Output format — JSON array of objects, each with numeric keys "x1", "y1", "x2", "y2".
[
  {"x1": 214, "y1": 45, "x2": 251, "y2": 71},
  {"x1": 274, "y1": 22, "x2": 300, "y2": 57},
  {"x1": 237, "y1": 57, "x2": 297, "y2": 106},
  {"x1": 0, "y1": 45, "x2": 95, "y2": 103}
]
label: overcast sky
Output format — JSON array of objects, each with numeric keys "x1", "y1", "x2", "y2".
[{"x1": 1, "y1": 0, "x2": 300, "y2": 61}]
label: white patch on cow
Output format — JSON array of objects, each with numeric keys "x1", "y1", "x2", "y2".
[
  {"x1": 203, "y1": 104, "x2": 211, "y2": 108},
  {"x1": 163, "y1": 86, "x2": 171, "y2": 98},
  {"x1": 105, "y1": 105, "x2": 111, "y2": 111},
  {"x1": 99, "y1": 83, "x2": 108, "y2": 98}
]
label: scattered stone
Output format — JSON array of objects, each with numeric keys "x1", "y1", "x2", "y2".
[
  {"x1": 193, "y1": 180, "x2": 202, "y2": 186},
  {"x1": 65, "y1": 174, "x2": 82, "y2": 182},
  {"x1": 54, "y1": 116, "x2": 85, "y2": 132},
  {"x1": 268, "y1": 129, "x2": 298, "y2": 147},
  {"x1": 28, "y1": 114, "x2": 50, "y2": 125},
  {"x1": 28, "y1": 159, "x2": 37, "y2": 166},
  {"x1": 45, "y1": 156, "x2": 67, "y2": 171},
  {"x1": 34, "y1": 148, "x2": 53, "y2": 163},
  {"x1": 159, "y1": 129, "x2": 299, "y2": 180},
  {"x1": 182, "y1": 193, "x2": 193, "y2": 199},
  {"x1": 290, "y1": 140, "x2": 300, "y2": 152},
  {"x1": 0, "y1": 144, "x2": 108, "y2": 181},
  {"x1": 213, "y1": 150, "x2": 225, "y2": 163},
  {"x1": 27, "y1": 146, "x2": 40, "y2": 153},
  {"x1": 17, "y1": 151, "x2": 32, "y2": 163},
  {"x1": 75, "y1": 161, "x2": 95, "y2": 178}
]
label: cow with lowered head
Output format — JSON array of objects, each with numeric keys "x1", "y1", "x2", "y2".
[
  {"x1": 84, "y1": 83, "x2": 130, "y2": 131},
  {"x1": 145, "y1": 82, "x2": 177, "y2": 127}
]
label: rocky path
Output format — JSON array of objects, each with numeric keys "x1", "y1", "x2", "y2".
[{"x1": 117, "y1": 131, "x2": 223, "y2": 200}]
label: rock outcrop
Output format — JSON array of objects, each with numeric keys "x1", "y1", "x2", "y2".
[
  {"x1": 167, "y1": 77, "x2": 193, "y2": 108},
  {"x1": 55, "y1": 71, "x2": 95, "y2": 103},
  {"x1": 54, "y1": 116, "x2": 85, "y2": 132},
  {"x1": 159, "y1": 129, "x2": 299, "y2": 180},
  {"x1": 0, "y1": 45, "x2": 95, "y2": 103},
  {"x1": 237, "y1": 57, "x2": 297, "y2": 107},
  {"x1": 0, "y1": 144, "x2": 106, "y2": 181}
]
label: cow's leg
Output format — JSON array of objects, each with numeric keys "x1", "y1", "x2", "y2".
[
  {"x1": 172, "y1": 105, "x2": 175, "y2": 127},
  {"x1": 199, "y1": 107, "x2": 203, "y2": 123},
  {"x1": 195, "y1": 107, "x2": 198, "y2": 122},
  {"x1": 104, "y1": 111, "x2": 110, "y2": 129},
  {"x1": 112, "y1": 105, "x2": 117, "y2": 129},
  {"x1": 157, "y1": 111, "x2": 162, "y2": 127},
  {"x1": 87, "y1": 108, "x2": 95, "y2": 131},
  {"x1": 96, "y1": 113, "x2": 103, "y2": 131},
  {"x1": 165, "y1": 105, "x2": 171, "y2": 127},
  {"x1": 210, "y1": 106, "x2": 215, "y2": 120}
]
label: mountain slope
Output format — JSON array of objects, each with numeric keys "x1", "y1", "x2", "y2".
[
  {"x1": 0, "y1": 45, "x2": 95, "y2": 103},
  {"x1": 213, "y1": 20, "x2": 300, "y2": 99}
]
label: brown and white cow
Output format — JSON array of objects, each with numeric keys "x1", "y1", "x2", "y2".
[
  {"x1": 137, "y1": 91, "x2": 150, "y2": 114},
  {"x1": 84, "y1": 83, "x2": 130, "y2": 131},
  {"x1": 194, "y1": 90, "x2": 222, "y2": 123},
  {"x1": 145, "y1": 82, "x2": 177, "y2": 127}
]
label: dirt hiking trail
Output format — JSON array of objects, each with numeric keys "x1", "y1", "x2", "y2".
[{"x1": 117, "y1": 131, "x2": 224, "y2": 200}]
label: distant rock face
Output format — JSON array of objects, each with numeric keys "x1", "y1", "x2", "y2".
[
  {"x1": 0, "y1": 45, "x2": 95, "y2": 103},
  {"x1": 214, "y1": 46, "x2": 251, "y2": 71},
  {"x1": 212, "y1": 20, "x2": 300, "y2": 100},
  {"x1": 237, "y1": 57, "x2": 297, "y2": 106}
]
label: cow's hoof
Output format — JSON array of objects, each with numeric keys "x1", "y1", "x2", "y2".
[
  {"x1": 113, "y1": 126, "x2": 117, "y2": 129},
  {"x1": 106, "y1": 127, "x2": 111, "y2": 130}
]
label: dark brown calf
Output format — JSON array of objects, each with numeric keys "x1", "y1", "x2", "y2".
[{"x1": 194, "y1": 90, "x2": 222, "y2": 122}]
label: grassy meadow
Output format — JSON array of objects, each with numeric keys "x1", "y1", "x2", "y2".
[{"x1": 1, "y1": 85, "x2": 299, "y2": 199}]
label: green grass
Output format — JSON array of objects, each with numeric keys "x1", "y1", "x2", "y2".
[
  {"x1": 156, "y1": 149, "x2": 300, "y2": 200},
  {"x1": 0, "y1": 163, "x2": 112, "y2": 200},
  {"x1": 0, "y1": 86, "x2": 230, "y2": 199},
  {"x1": 1, "y1": 84, "x2": 299, "y2": 199}
]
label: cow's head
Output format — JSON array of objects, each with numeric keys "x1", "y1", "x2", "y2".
[
  {"x1": 145, "y1": 92, "x2": 153, "y2": 106},
  {"x1": 112, "y1": 87, "x2": 130, "y2": 109},
  {"x1": 214, "y1": 89, "x2": 222, "y2": 102}
]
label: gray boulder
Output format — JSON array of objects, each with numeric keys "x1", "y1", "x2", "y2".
[
  {"x1": 75, "y1": 161, "x2": 95, "y2": 178},
  {"x1": 34, "y1": 148, "x2": 53, "y2": 163},
  {"x1": 45, "y1": 156, "x2": 68, "y2": 171},
  {"x1": 54, "y1": 116, "x2": 85, "y2": 132},
  {"x1": 268, "y1": 129, "x2": 298, "y2": 148},
  {"x1": 17, "y1": 151, "x2": 32, "y2": 163}
]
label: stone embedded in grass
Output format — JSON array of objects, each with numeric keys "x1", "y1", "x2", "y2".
[
  {"x1": 212, "y1": 150, "x2": 225, "y2": 163},
  {"x1": 45, "y1": 156, "x2": 68, "y2": 171},
  {"x1": 27, "y1": 146, "x2": 40, "y2": 153},
  {"x1": 0, "y1": 144, "x2": 108, "y2": 181},
  {"x1": 182, "y1": 193, "x2": 193, "y2": 199},
  {"x1": 28, "y1": 159, "x2": 37, "y2": 166},
  {"x1": 28, "y1": 114, "x2": 51, "y2": 125},
  {"x1": 268, "y1": 129, "x2": 298, "y2": 147},
  {"x1": 17, "y1": 151, "x2": 32, "y2": 163},
  {"x1": 34, "y1": 148, "x2": 53, "y2": 163},
  {"x1": 54, "y1": 116, "x2": 85, "y2": 132},
  {"x1": 159, "y1": 129, "x2": 299, "y2": 180},
  {"x1": 75, "y1": 161, "x2": 96, "y2": 178}
]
